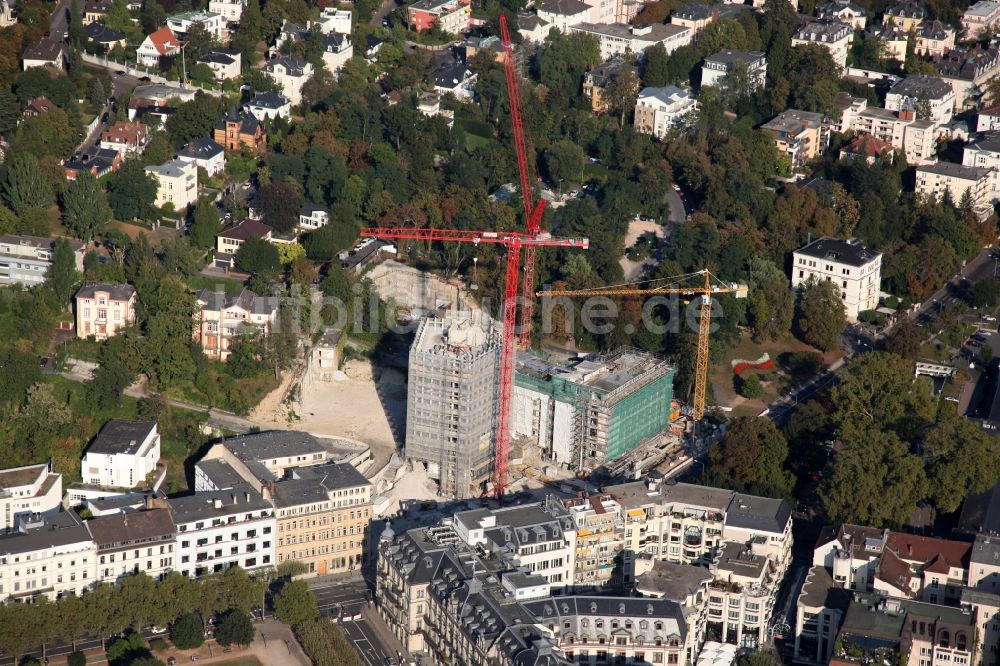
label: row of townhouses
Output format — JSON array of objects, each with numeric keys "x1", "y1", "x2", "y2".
[
  {"x1": 0, "y1": 428, "x2": 372, "y2": 601},
  {"x1": 376, "y1": 476, "x2": 793, "y2": 665},
  {"x1": 795, "y1": 524, "x2": 1000, "y2": 666}
]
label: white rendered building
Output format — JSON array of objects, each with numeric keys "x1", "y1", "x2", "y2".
[
  {"x1": 168, "y1": 487, "x2": 276, "y2": 578},
  {"x1": 82, "y1": 420, "x2": 161, "y2": 489},
  {"x1": 791, "y1": 237, "x2": 882, "y2": 320},
  {"x1": 0, "y1": 463, "x2": 63, "y2": 530}
]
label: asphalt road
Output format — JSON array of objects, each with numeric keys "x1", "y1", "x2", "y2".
[
  {"x1": 310, "y1": 578, "x2": 371, "y2": 619},
  {"x1": 0, "y1": 628, "x2": 160, "y2": 666},
  {"x1": 341, "y1": 619, "x2": 396, "y2": 666}
]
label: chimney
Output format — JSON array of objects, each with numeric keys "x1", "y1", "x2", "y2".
[
  {"x1": 231, "y1": 493, "x2": 238, "y2": 504},
  {"x1": 123, "y1": 516, "x2": 128, "y2": 527},
  {"x1": 898, "y1": 109, "x2": 915, "y2": 121},
  {"x1": 213, "y1": 498, "x2": 223, "y2": 509},
  {"x1": 245, "y1": 491, "x2": 251, "y2": 503}
]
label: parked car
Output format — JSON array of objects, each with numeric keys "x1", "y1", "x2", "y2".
[{"x1": 150, "y1": 626, "x2": 167, "y2": 635}]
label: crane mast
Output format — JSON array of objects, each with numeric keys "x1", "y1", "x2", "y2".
[{"x1": 499, "y1": 14, "x2": 547, "y2": 349}]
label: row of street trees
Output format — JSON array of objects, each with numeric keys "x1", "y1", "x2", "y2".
[{"x1": 0, "y1": 566, "x2": 270, "y2": 664}]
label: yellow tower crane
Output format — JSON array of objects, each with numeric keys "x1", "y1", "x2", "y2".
[{"x1": 538, "y1": 269, "x2": 748, "y2": 421}]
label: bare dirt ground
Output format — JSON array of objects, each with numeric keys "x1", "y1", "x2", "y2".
[
  {"x1": 619, "y1": 219, "x2": 666, "y2": 281},
  {"x1": 250, "y1": 359, "x2": 406, "y2": 475}
]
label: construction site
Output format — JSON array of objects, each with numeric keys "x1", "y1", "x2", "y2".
[{"x1": 404, "y1": 310, "x2": 501, "y2": 499}]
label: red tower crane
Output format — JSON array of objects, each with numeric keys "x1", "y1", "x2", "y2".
[
  {"x1": 361, "y1": 227, "x2": 589, "y2": 498},
  {"x1": 498, "y1": 13, "x2": 547, "y2": 350}
]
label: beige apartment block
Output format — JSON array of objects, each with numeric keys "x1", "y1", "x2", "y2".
[
  {"x1": 195, "y1": 430, "x2": 373, "y2": 576},
  {"x1": 75, "y1": 283, "x2": 136, "y2": 339}
]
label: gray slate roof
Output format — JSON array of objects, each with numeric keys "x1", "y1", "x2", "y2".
[{"x1": 87, "y1": 420, "x2": 156, "y2": 456}]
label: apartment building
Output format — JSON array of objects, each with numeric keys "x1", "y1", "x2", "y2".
[
  {"x1": 100, "y1": 120, "x2": 150, "y2": 156},
  {"x1": 634, "y1": 558, "x2": 713, "y2": 655},
  {"x1": 813, "y1": 523, "x2": 888, "y2": 592},
  {"x1": 791, "y1": 20, "x2": 852, "y2": 69},
  {"x1": 670, "y1": 3, "x2": 747, "y2": 36},
  {"x1": 963, "y1": 134, "x2": 1000, "y2": 196},
  {"x1": 873, "y1": 533, "x2": 972, "y2": 606},
  {"x1": 176, "y1": 137, "x2": 226, "y2": 177},
  {"x1": 979, "y1": 105, "x2": 1000, "y2": 132},
  {"x1": 0, "y1": 463, "x2": 63, "y2": 530},
  {"x1": 166, "y1": 10, "x2": 224, "y2": 39},
  {"x1": 168, "y1": 487, "x2": 276, "y2": 578},
  {"x1": 830, "y1": 594, "x2": 978, "y2": 666},
  {"x1": 937, "y1": 45, "x2": 1000, "y2": 110},
  {"x1": 568, "y1": 23, "x2": 692, "y2": 60},
  {"x1": 607, "y1": 479, "x2": 732, "y2": 569},
  {"x1": 583, "y1": 58, "x2": 638, "y2": 113},
  {"x1": 962, "y1": 0, "x2": 1000, "y2": 38},
  {"x1": 969, "y1": 534, "x2": 1000, "y2": 591},
  {"x1": 512, "y1": 349, "x2": 676, "y2": 472},
  {"x1": 850, "y1": 106, "x2": 937, "y2": 164},
  {"x1": 761, "y1": 109, "x2": 830, "y2": 168},
  {"x1": 962, "y1": 586, "x2": 1000, "y2": 666},
  {"x1": 537, "y1": 0, "x2": 590, "y2": 32},
  {"x1": 0, "y1": 511, "x2": 96, "y2": 601},
  {"x1": 914, "y1": 20, "x2": 955, "y2": 57},
  {"x1": 88, "y1": 502, "x2": 176, "y2": 583},
  {"x1": 75, "y1": 282, "x2": 136, "y2": 340},
  {"x1": 791, "y1": 237, "x2": 882, "y2": 320},
  {"x1": 704, "y1": 540, "x2": 783, "y2": 648},
  {"x1": 316, "y1": 7, "x2": 352, "y2": 34},
  {"x1": 82, "y1": 420, "x2": 161, "y2": 490},
  {"x1": 193, "y1": 288, "x2": 280, "y2": 361},
  {"x1": 0, "y1": 234, "x2": 85, "y2": 287},
  {"x1": 915, "y1": 162, "x2": 993, "y2": 213},
  {"x1": 634, "y1": 85, "x2": 698, "y2": 139},
  {"x1": 795, "y1": 525, "x2": 1000, "y2": 666},
  {"x1": 195, "y1": 430, "x2": 372, "y2": 576},
  {"x1": 406, "y1": 0, "x2": 471, "y2": 34},
  {"x1": 884, "y1": 0, "x2": 926, "y2": 31},
  {"x1": 452, "y1": 501, "x2": 578, "y2": 589},
  {"x1": 377, "y1": 516, "x2": 691, "y2": 666},
  {"x1": 885, "y1": 76, "x2": 955, "y2": 125},
  {"x1": 322, "y1": 33, "x2": 352, "y2": 75},
  {"x1": 145, "y1": 158, "x2": 198, "y2": 211},
  {"x1": 817, "y1": 0, "x2": 866, "y2": 29},
  {"x1": 262, "y1": 57, "x2": 313, "y2": 106},
  {"x1": 406, "y1": 312, "x2": 499, "y2": 498},
  {"x1": 564, "y1": 494, "x2": 625, "y2": 592},
  {"x1": 208, "y1": 0, "x2": 244, "y2": 22},
  {"x1": 701, "y1": 50, "x2": 767, "y2": 90}
]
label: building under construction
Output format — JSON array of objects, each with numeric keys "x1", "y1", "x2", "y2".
[
  {"x1": 512, "y1": 349, "x2": 676, "y2": 473},
  {"x1": 405, "y1": 311, "x2": 500, "y2": 498}
]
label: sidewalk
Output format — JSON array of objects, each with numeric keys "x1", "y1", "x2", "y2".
[
  {"x1": 360, "y1": 604, "x2": 408, "y2": 660},
  {"x1": 149, "y1": 619, "x2": 310, "y2": 666}
]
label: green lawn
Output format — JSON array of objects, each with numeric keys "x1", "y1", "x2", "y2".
[{"x1": 454, "y1": 116, "x2": 493, "y2": 150}]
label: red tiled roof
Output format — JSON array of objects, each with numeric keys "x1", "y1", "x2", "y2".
[
  {"x1": 101, "y1": 120, "x2": 149, "y2": 145},
  {"x1": 146, "y1": 26, "x2": 180, "y2": 55},
  {"x1": 844, "y1": 133, "x2": 894, "y2": 157},
  {"x1": 875, "y1": 547, "x2": 913, "y2": 593},
  {"x1": 25, "y1": 96, "x2": 55, "y2": 115},
  {"x1": 885, "y1": 532, "x2": 971, "y2": 569}
]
